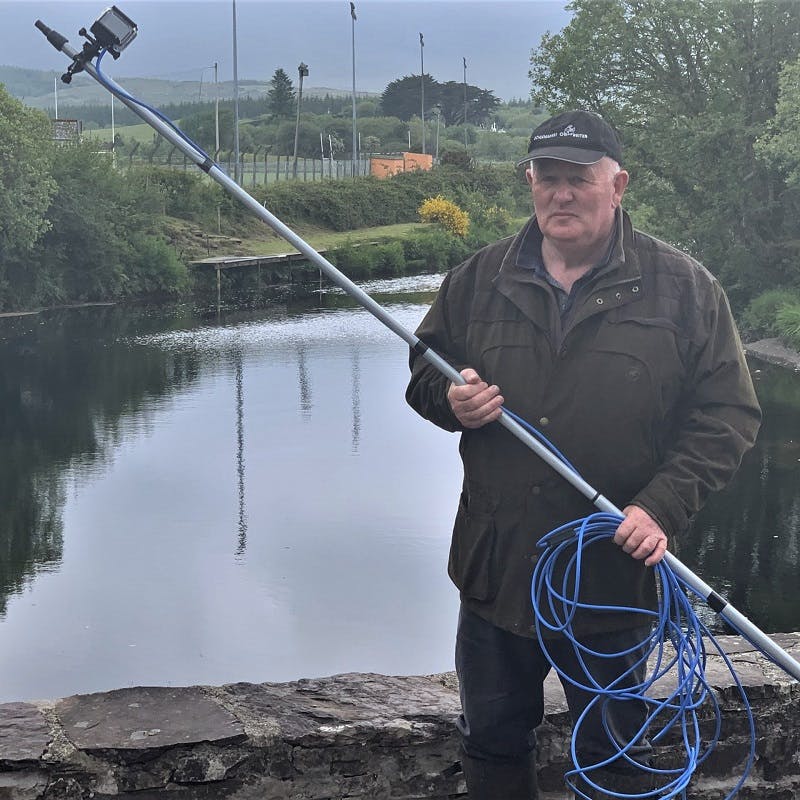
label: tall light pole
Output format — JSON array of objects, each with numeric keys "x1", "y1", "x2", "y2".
[
  {"x1": 419, "y1": 32, "x2": 425, "y2": 155},
  {"x1": 199, "y1": 63, "x2": 220, "y2": 158},
  {"x1": 350, "y1": 2, "x2": 358, "y2": 177},
  {"x1": 214, "y1": 61, "x2": 220, "y2": 159},
  {"x1": 53, "y1": 76, "x2": 58, "y2": 118},
  {"x1": 463, "y1": 56, "x2": 468, "y2": 150},
  {"x1": 232, "y1": 0, "x2": 241, "y2": 183},
  {"x1": 293, "y1": 62, "x2": 308, "y2": 177}
]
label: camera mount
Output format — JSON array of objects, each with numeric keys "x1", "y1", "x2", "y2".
[{"x1": 36, "y1": 5, "x2": 137, "y2": 84}]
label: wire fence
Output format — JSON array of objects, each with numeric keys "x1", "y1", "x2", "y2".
[{"x1": 118, "y1": 148, "x2": 373, "y2": 184}]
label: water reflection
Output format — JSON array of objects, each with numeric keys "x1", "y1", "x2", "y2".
[
  {"x1": 0, "y1": 282, "x2": 463, "y2": 702},
  {"x1": 0, "y1": 281, "x2": 798, "y2": 703},
  {"x1": 234, "y1": 350, "x2": 247, "y2": 557},
  {"x1": 0, "y1": 306, "x2": 203, "y2": 617},
  {"x1": 684, "y1": 365, "x2": 800, "y2": 633}
]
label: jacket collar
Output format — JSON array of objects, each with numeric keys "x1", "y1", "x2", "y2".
[{"x1": 493, "y1": 208, "x2": 643, "y2": 329}]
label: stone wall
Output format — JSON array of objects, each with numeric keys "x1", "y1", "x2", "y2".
[{"x1": 1, "y1": 633, "x2": 799, "y2": 800}]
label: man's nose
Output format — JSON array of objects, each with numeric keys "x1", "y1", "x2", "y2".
[{"x1": 553, "y1": 182, "x2": 574, "y2": 202}]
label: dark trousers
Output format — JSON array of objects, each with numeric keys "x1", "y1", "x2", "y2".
[{"x1": 455, "y1": 605, "x2": 652, "y2": 773}]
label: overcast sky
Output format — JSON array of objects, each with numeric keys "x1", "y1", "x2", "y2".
[{"x1": 1, "y1": 1, "x2": 571, "y2": 100}]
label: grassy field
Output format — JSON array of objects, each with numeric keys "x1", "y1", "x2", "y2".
[
  {"x1": 87, "y1": 122, "x2": 156, "y2": 145},
  {"x1": 181, "y1": 220, "x2": 429, "y2": 260}
]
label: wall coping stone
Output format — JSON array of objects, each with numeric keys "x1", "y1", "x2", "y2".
[{"x1": 0, "y1": 633, "x2": 798, "y2": 799}]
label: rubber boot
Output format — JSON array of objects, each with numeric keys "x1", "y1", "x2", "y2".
[
  {"x1": 461, "y1": 752, "x2": 538, "y2": 800},
  {"x1": 572, "y1": 768, "x2": 655, "y2": 799}
]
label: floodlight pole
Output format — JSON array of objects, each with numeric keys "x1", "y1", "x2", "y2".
[
  {"x1": 350, "y1": 2, "x2": 358, "y2": 177},
  {"x1": 420, "y1": 32, "x2": 425, "y2": 155},
  {"x1": 463, "y1": 56, "x2": 468, "y2": 150},
  {"x1": 35, "y1": 18, "x2": 800, "y2": 686},
  {"x1": 232, "y1": 0, "x2": 241, "y2": 183},
  {"x1": 293, "y1": 62, "x2": 308, "y2": 177}
]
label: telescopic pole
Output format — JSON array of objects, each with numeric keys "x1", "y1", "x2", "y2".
[{"x1": 36, "y1": 20, "x2": 800, "y2": 683}]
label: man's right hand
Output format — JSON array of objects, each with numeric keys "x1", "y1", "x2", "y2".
[{"x1": 447, "y1": 368, "x2": 504, "y2": 429}]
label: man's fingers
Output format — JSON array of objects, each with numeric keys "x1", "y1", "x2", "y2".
[
  {"x1": 447, "y1": 370, "x2": 504, "y2": 429},
  {"x1": 614, "y1": 506, "x2": 668, "y2": 566},
  {"x1": 645, "y1": 539, "x2": 667, "y2": 567}
]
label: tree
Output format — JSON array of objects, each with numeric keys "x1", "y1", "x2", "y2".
[
  {"x1": 380, "y1": 74, "x2": 438, "y2": 122},
  {"x1": 0, "y1": 84, "x2": 56, "y2": 308},
  {"x1": 381, "y1": 74, "x2": 500, "y2": 127},
  {"x1": 529, "y1": 0, "x2": 800, "y2": 306},
  {"x1": 267, "y1": 68, "x2": 295, "y2": 118},
  {"x1": 438, "y1": 81, "x2": 500, "y2": 127},
  {"x1": 757, "y1": 55, "x2": 800, "y2": 189},
  {"x1": 179, "y1": 107, "x2": 234, "y2": 154}
]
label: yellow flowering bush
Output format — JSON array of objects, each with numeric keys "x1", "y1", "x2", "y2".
[{"x1": 418, "y1": 195, "x2": 470, "y2": 238}]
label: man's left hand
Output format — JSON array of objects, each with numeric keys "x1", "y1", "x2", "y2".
[{"x1": 613, "y1": 506, "x2": 668, "y2": 567}]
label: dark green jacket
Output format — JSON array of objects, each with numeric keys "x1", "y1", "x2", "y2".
[{"x1": 406, "y1": 210, "x2": 761, "y2": 638}]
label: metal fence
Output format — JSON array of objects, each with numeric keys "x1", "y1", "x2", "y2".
[{"x1": 120, "y1": 147, "x2": 372, "y2": 185}]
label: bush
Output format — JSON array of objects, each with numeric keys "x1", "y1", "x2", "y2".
[
  {"x1": 373, "y1": 241, "x2": 405, "y2": 276},
  {"x1": 741, "y1": 289, "x2": 800, "y2": 339},
  {"x1": 123, "y1": 233, "x2": 189, "y2": 296},
  {"x1": 256, "y1": 163, "x2": 517, "y2": 232},
  {"x1": 776, "y1": 303, "x2": 800, "y2": 350},
  {"x1": 402, "y1": 228, "x2": 473, "y2": 272},
  {"x1": 440, "y1": 150, "x2": 474, "y2": 169},
  {"x1": 418, "y1": 196, "x2": 470, "y2": 237},
  {"x1": 329, "y1": 240, "x2": 375, "y2": 280}
]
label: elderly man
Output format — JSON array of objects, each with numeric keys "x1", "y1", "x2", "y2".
[{"x1": 406, "y1": 110, "x2": 761, "y2": 799}]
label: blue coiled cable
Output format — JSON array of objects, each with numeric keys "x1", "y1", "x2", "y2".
[
  {"x1": 94, "y1": 50, "x2": 213, "y2": 163},
  {"x1": 505, "y1": 408, "x2": 756, "y2": 799}
]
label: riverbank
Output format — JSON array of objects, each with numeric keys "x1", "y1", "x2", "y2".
[
  {"x1": 1, "y1": 633, "x2": 798, "y2": 799},
  {"x1": 745, "y1": 337, "x2": 800, "y2": 371}
]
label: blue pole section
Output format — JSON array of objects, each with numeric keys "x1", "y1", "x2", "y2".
[{"x1": 37, "y1": 23, "x2": 800, "y2": 684}]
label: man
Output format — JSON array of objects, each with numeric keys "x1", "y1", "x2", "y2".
[{"x1": 406, "y1": 110, "x2": 761, "y2": 799}]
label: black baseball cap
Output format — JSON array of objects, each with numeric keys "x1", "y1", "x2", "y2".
[{"x1": 518, "y1": 110, "x2": 623, "y2": 167}]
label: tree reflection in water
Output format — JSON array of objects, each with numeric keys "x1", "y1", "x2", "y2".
[
  {"x1": 684, "y1": 365, "x2": 800, "y2": 633},
  {"x1": 0, "y1": 289, "x2": 798, "y2": 703}
]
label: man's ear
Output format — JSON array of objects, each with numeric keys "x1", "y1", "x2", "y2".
[
  {"x1": 525, "y1": 167, "x2": 535, "y2": 186},
  {"x1": 613, "y1": 169, "x2": 630, "y2": 206}
]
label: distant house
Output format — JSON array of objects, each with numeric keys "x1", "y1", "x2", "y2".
[{"x1": 370, "y1": 152, "x2": 433, "y2": 179}]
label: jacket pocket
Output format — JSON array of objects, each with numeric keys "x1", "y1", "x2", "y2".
[{"x1": 448, "y1": 493, "x2": 498, "y2": 602}]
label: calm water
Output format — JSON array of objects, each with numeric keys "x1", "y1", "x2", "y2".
[{"x1": 0, "y1": 275, "x2": 798, "y2": 703}]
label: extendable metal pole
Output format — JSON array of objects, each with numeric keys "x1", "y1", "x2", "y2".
[{"x1": 36, "y1": 21, "x2": 800, "y2": 683}]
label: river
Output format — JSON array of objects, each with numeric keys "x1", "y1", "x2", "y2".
[{"x1": 0, "y1": 274, "x2": 798, "y2": 703}]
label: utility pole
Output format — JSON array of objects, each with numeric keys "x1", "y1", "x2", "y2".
[
  {"x1": 420, "y1": 32, "x2": 425, "y2": 155},
  {"x1": 232, "y1": 0, "x2": 241, "y2": 183},
  {"x1": 293, "y1": 62, "x2": 308, "y2": 177},
  {"x1": 463, "y1": 56, "x2": 468, "y2": 150},
  {"x1": 214, "y1": 61, "x2": 220, "y2": 159},
  {"x1": 109, "y1": 94, "x2": 116, "y2": 166},
  {"x1": 350, "y1": 2, "x2": 358, "y2": 177}
]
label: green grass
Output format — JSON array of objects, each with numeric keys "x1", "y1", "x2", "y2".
[
  {"x1": 87, "y1": 122, "x2": 156, "y2": 145},
  {"x1": 238, "y1": 222, "x2": 428, "y2": 256}
]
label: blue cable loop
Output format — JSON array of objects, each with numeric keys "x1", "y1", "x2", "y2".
[
  {"x1": 94, "y1": 50, "x2": 212, "y2": 163},
  {"x1": 500, "y1": 406, "x2": 757, "y2": 799}
]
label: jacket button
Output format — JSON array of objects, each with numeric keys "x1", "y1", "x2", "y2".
[
  {"x1": 632, "y1": 285, "x2": 640, "y2": 293},
  {"x1": 531, "y1": 485, "x2": 541, "y2": 495},
  {"x1": 595, "y1": 297, "x2": 604, "y2": 305},
  {"x1": 539, "y1": 417, "x2": 549, "y2": 427}
]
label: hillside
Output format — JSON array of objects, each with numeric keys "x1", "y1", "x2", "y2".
[{"x1": 0, "y1": 65, "x2": 367, "y2": 110}]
